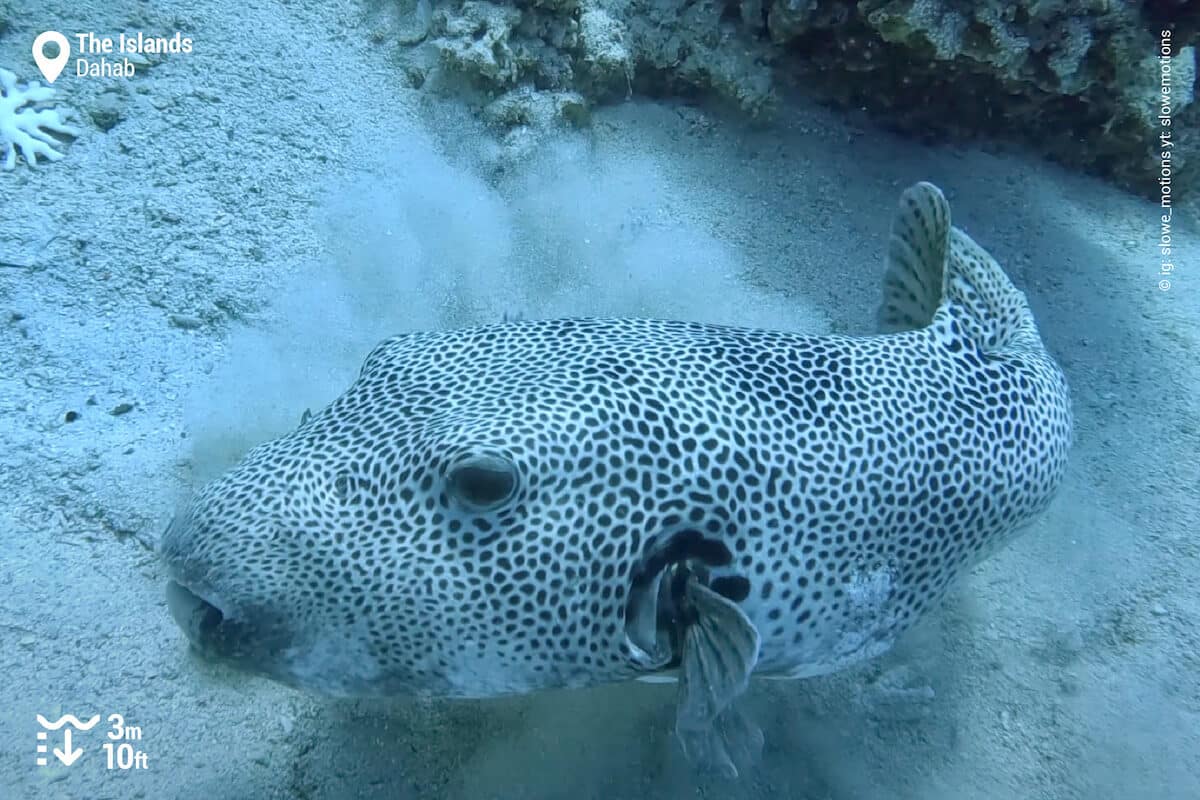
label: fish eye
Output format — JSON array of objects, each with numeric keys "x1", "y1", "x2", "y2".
[{"x1": 447, "y1": 455, "x2": 518, "y2": 510}]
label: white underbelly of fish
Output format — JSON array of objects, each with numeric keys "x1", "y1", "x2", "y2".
[{"x1": 755, "y1": 564, "x2": 905, "y2": 680}]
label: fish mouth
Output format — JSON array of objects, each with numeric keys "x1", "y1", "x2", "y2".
[
  {"x1": 165, "y1": 580, "x2": 381, "y2": 694},
  {"x1": 165, "y1": 580, "x2": 286, "y2": 667},
  {"x1": 166, "y1": 580, "x2": 227, "y2": 647}
]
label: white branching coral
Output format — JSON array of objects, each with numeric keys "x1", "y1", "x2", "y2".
[{"x1": 0, "y1": 67, "x2": 81, "y2": 170}]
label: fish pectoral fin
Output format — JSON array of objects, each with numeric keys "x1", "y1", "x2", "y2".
[
  {"x1": 717, "y1": 703, "x2": 764, "y2": 767},
  {"x1": 675, "y1": 577, "x2": 762, "y2": 778},
  {"x1": 677, "y1": 577, "x2": 761, "y2": 725},
  {"x1": 676, "y1": 704, "x2": 765, "y2": 780},
  {"x1": 676, "y1": 720, "x2": 738, "y2": 779}
]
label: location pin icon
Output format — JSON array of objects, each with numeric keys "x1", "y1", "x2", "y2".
[{"x1": 32, "y1": 31, "x2": 70, "y2": 83}]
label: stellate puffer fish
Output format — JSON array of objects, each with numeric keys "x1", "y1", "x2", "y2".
[{"x1": 161, "y1": 182, "x2": 1072, "y2": 777}]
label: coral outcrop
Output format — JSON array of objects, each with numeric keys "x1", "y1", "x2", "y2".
[
  {"x1": 383, "y1": 0, "x2": 1197, "y2": 196},
  {"x1": 0, "y1": 67, "x2": 81, "y2": 170},
  {"x1": 768, "y1": 0, "x2": 1198, "y2": 197}
]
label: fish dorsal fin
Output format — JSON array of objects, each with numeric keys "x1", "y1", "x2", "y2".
[
  {"x1": 879, "y1": 181, "x2": 1040, "y2": 353},
  {"x1": 877, "y1": 181, "x2": 950, "y2": 333},
  {"x1": 674, "y1": 577, "x2": 762, "y2": 779}
]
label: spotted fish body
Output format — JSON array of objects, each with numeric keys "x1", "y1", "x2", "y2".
[{"x1": 162, "y1": 183, "x2": 1071, "y2": 768}]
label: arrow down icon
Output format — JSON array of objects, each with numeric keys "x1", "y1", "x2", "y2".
[{"x1": 54, "y1": 728, "x2": 83, "y2": 766}]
